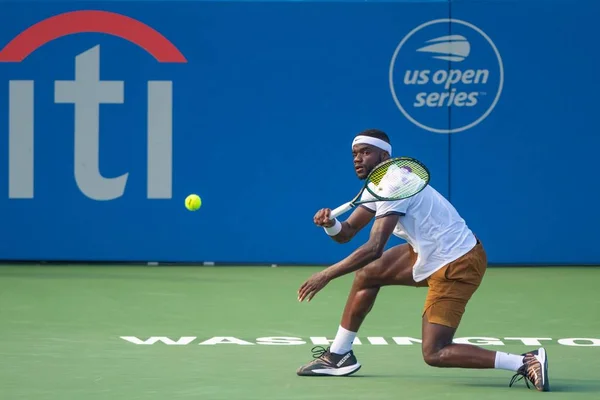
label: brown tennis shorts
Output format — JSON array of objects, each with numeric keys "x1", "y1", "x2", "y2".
[{"x1": 414, "y1": 239, "x2": 487, "y2": 329}]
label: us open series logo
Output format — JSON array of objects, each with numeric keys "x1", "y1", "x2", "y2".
[{"x1": 389, "y1": 19, "x2": 504, "y2": 134}]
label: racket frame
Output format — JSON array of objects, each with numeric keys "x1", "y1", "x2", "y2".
[{"x1": 329, "y1": 157, "x2": 430, "y2": 219}]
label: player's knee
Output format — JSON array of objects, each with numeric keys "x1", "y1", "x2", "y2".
[
  {"x1": 422, "y1": 346, "x2": 450, "y2": 368},
  {"x1": 422, "y1": 349, "x2": 441, "y2": 367},
  {"x1": 353, "y1": 288, "x2": 378, "y2": 317},
  {"x1": 353, "y1": 270, "x2": 367, "y2": 287},
  {"x1": 354, "y1": 263, "x2": 381, "y2": 288}
]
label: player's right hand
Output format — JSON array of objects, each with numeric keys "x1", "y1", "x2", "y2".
[{"x1": 313, "y1": 208, "x2": 335, "y2": 228}]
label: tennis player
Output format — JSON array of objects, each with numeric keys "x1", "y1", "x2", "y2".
[{"x1": 296, "y1": 129, "x2": 550, "y2": 392}]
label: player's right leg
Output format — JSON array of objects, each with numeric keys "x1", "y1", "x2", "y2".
[
  {"x1": 419, "y1": 240, "x2": 550, "y2": 391},
  {"x1": 296, "y1": 243, "x2": 422, "y2": 377}
]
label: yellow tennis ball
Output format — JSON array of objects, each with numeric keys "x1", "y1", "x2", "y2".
[{"x1": 185, "y1": 194, "x2": 202, "y2": 211}]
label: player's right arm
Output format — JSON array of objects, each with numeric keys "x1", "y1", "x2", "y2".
[{"x1": 313, "y1": 206, "x2": 374, "y2": 244}]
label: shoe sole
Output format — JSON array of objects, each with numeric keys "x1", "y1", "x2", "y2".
[
  {"x1": 298, "y1": 363, "x2": 361, "y2": 377},
  {"x1": 539, "y1": 348, "x2": 550, "y2": 392}
]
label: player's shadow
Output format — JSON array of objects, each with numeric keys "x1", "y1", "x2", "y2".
[
  {"x1": 462, "y1": 378, "x2": 600, "y2": 393},
  {"x1": 327, "y1": 373, "x2": 600, "y2": 394},
  {"x1": 369, "y1": 373, "x2": 600, "y2": 394}
]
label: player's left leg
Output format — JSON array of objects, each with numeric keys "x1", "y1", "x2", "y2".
[
  {"x1": 296, "y1": 243, "x2": 423, "y2": 377},
  {"x1": 420, "y1": 240, "x2": 550, "y2": 392}
]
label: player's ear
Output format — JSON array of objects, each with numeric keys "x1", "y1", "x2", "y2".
[{"x1": 379, "y1": 151, "x2": 390, "y2": 162}]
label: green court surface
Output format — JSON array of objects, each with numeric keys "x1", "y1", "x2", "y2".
[{"x1": 1, "y1": 265, "x2": 599, "y2": 399}]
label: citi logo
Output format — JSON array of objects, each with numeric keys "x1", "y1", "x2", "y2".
[
  {"x1": 0, "y1": 10, "x2": 187, "y2": 200},
  {"x1": 416, "y1": 35, "x2": 471, "y2": 62}
]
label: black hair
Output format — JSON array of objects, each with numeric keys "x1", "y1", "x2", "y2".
[{"x1": 356, "y1": 128, "x2": 391, "y2": 144}]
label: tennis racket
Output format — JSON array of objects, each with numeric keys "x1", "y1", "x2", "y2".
[{"x1": 329, "y1": 157, "x2": 430, "y2": 219}]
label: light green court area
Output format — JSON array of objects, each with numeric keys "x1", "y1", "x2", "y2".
[{"x1": 0, "y1": 265, "x2": 599, "y2": 399}]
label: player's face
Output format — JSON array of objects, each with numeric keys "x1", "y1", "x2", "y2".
[{"x1": 352, "y1": 144, "x2": 387, "y2": 180}]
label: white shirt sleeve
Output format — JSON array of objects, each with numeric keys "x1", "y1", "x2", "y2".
[
  {"x1": 358, "y1": 185, "x2": 377, "y2": 213},
  {"x1": 370, "y1": 164, "x2": 419, "y2": 218},
  {"x1": 359, "y1": 182, "x2": 409, "y2": 216},
  {"x1": 375, "y1": 198, "x2": 409, "y2": 219}
]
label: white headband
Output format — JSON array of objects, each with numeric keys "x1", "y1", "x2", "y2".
[{"x1": 352, "y1": 135, "x2": 392, "y2": 155}]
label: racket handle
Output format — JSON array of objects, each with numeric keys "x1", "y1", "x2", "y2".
[{"x1": 330, "y1": 202, "x2": 353, "y2": 220}]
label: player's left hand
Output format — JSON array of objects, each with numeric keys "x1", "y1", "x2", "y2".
[{"x1": 298, "y1": 271, "x2": 331, "y2": 302}]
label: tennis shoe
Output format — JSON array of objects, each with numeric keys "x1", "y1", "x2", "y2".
[
  {"x1": 509, "y1": 348, "x2": 550, "y2": 392},
  {"x1": 296, "y1": 346, "x2": 361, "y2": 377}
]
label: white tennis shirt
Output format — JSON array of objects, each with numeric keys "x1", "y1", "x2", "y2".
[{"x1": 360, "y1": 165, "x2": 477, "y2": 282}]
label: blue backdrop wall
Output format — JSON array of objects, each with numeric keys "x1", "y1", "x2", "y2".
[{"x1": 0, "y1": 0, "x2": 598, "y2": 265}]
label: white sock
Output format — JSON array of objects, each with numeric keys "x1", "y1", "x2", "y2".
[
  {"x1": 329, "y1": 325, "x2": 357, "y2": 354},
  {"x1": 494, "y1": 352, "x2": 525, "y2": 372}
]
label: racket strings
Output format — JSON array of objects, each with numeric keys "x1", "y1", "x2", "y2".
[{"x1": 367, "y1": 158, "x2": 429, "y2": 201}]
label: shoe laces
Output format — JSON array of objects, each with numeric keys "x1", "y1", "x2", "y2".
[
  {"x1": 509, "y1": 354, "x2": 539, "y2": 389},
  {"x1": 310, "y1": 346, "x2": 330, "y2": 359},
  {"x1": 509, "y1": 365, "x2": 531, "y2": 389}
]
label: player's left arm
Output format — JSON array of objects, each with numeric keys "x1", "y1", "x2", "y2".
[
  {"x1": 323, "y1": 213, "x2": 400, "y2": 280},
  {"x1": 298, "y1": 213, "x2": 399, "y2": 302}
]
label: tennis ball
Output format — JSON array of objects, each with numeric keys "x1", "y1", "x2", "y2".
[{"x1": 185, "y1": 194, "x2": 202, "y2": 211}]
